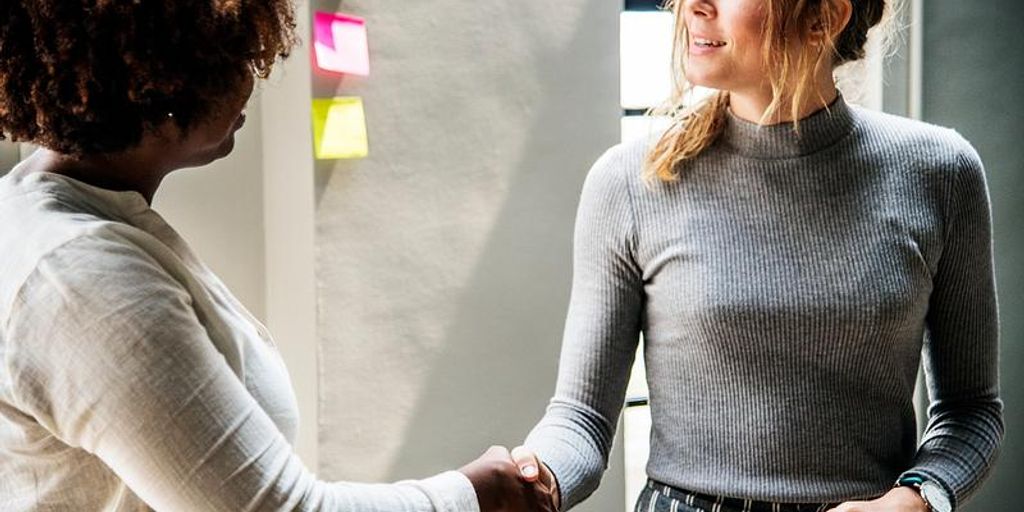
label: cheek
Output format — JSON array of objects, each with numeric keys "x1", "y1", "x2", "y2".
[
  {"x1": 727, "y1": 3, "x2": 767, "y2": 51},
  {"x1": 729, "y1": 14, "x2": 769, "y2": 74}
]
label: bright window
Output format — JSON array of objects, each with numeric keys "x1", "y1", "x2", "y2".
[{"x1": 619, "y1": 5, "x2": 673, "y2": 508}]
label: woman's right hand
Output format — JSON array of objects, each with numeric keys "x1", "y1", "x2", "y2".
[
  {"x1": 459, "y1": 446, "x2": 558, "y2": 512},
  {"x1": 511, "y1": 446, "x2": 560, "y2": 511}
]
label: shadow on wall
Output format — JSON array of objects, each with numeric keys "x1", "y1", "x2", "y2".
[{"x1": 388, "y1": 0, "x2": 620, "y2": 473}]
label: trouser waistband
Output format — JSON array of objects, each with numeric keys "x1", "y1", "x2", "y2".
[{"x1": 640, "y1": 479, "x2": 841, "y2": 512}]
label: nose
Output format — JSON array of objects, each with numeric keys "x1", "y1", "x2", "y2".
[{"x1": 684, "y1": 0, "x2": 716, "y2": 19}]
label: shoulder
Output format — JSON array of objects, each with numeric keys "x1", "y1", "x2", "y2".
[
  {"x1": 582, "y1": 131, "x2": 661, "y2": 195},
  {"x1": 852, "y1": 107, "x2": 988, "y2": 208},
  {"x1": 851, "y1": 105, "x2": 981, "y2": 171},
  {"x1": 5, "y1": 227, "x2": 170, "y2": 311},
  {"x1": 0, "y1": 187, "x2": 164, "y2": 325}
]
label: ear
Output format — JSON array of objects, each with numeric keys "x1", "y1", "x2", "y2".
[
  {"x1": 809, "y1": 0, "x2": 853, "y2": 43},
  {"x1": 830, "y1": 0, "x2": 854, "y2": 38}
]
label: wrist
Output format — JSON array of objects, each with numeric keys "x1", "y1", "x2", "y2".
[
  {"x1": 895, "y1": 474, "x2": 954, "y2": 512},
  {"x1": 458, "y1": 463, "x2": 509, "y2": 510},
  {"x1": 539, "y1": 462, "x2": 562, "y2": 511},
  {"x1": 889, "y1": 486, "x2": 930, "y2": 512}
]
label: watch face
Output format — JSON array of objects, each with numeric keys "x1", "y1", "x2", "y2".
[{"x1": 920, "y1": 481, "x2": 953, "y2": 512}]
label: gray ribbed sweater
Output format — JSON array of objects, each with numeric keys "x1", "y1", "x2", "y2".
[{"x1": 524, "y1": 96, "x2": 1003, "y2": 510}]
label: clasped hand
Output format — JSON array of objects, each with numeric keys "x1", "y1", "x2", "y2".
[{"x1": 459, "y1": 445, "x2": 560, "y2": 512}]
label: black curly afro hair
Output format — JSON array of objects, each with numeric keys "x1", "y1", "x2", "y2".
[{"x1": 0, "y1": 0, "x2": 297, "y2": 156}]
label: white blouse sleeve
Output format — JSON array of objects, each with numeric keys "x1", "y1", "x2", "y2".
[{"x1": 3, "y1": 232, "x2": 479, "y2": 512}]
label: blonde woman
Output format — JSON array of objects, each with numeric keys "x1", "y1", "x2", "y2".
[{"x1": 517, "y1": 0, "x2": 1003, "y2": 511}]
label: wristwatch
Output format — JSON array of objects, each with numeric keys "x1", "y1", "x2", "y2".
[{"x1": 896, "y1": 475, "x2": 953, "y2": 512}]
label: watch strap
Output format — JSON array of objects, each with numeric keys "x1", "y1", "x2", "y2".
[{"x1": 895, "y1": 474, "x2": 954, "y2": 512}]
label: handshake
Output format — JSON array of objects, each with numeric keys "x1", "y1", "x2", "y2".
[{"x1": 458, "y1": 445, "x2": 561, "y2": 512}]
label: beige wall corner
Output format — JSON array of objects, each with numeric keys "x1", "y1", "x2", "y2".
[{"x1": 260, "y1": 0, "x2": 320, "y2": 470}]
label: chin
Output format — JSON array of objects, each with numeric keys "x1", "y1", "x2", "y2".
[
  {"x1": 183, "y1": 136, "x2": 236, "y2": 169},
  {"x1": 682, "y1": 64, "x2": 716, "y2": 88},
  {"x1": 216, "y1": 135, "x2": 237, "y2": 157},
  {"x1": 684, "y1": 74, "x2": 718, "y2": 90},
  {"x1": 206, "y1": 134, "x2": 237, "y2": 161},
  {"x1": 685, "y1": 71, "x2": 736, "y2": 93}
]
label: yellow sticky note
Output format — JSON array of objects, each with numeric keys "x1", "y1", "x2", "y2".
[{"x1": 312, "y1": 97, "x2": 369, "y2": 159}]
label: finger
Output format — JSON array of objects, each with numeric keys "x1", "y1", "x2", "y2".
[{"x1": 510, "y1": 445, "x2": 541, "y2": 482}]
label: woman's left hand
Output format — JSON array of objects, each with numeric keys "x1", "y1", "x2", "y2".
[{"x1": 828, "y1": 486, "x2": 929, "y2": 511}]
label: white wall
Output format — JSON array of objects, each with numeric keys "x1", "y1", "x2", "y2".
[
  {"x1": 312, "y1": 1, "x2": 625, "y2": 511},
  {"x1": 0, "y1": 142, "x2": 19, "y2": 174}
]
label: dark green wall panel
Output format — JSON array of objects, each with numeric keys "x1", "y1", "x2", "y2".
[{"x1": 922, "y1": 1, "x2": 1024, "y2": 509}]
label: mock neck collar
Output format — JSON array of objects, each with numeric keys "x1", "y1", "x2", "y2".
[{"x1": 719, "y1": 93, "x2": 855, "y2": 159}]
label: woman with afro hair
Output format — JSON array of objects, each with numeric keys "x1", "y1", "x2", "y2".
[{"x1": 0, "y1": 2, "x2": 555, "y2": 511}]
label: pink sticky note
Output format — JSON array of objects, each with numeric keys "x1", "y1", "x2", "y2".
[{"x1": 313, "y1": 11, "x2": 370, "y2": 76}]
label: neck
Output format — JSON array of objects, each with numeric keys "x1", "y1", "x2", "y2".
[
  {"x1": 728, "y1": 79, "x2": 839, "y2": 125},
  {"x1": 20, "y1": 147, "x2": 171, "y2": 204},
  {"x1": 17, "y1": 138, "x2": 180, "y2": 203}
]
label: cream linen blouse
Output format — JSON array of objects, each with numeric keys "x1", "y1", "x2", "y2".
[{"x1": 0, "y1": 167, "x2": 478, "y2": 512}]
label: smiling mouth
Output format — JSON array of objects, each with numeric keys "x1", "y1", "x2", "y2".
[{"x1": 693, "y1": 37, "x2": 727, "y2": 48}]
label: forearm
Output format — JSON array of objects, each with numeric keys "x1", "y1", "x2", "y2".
[
  {"x1": 320, "y1": 472, "x2": 479, "y2": 512},
  {"x1": 522, "y1": 145, "x2": 644, "y2": 510},
  {"x1": 900, "y1": 396, "x2": 1004, "y2": 507},
  {"x1": 905, "y1": 141, "x2": 1003, "y2": 509},
  {"x1": 5, "y1": 235, "x2": 479, "y2": 512},
  {"x1": 79, "y1": 359, "x2": 478, "y2": 512}
]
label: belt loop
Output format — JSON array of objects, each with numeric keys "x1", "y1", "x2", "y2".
[{"x1": 647, "y1": 489, "x2": 660, "y2": 512}]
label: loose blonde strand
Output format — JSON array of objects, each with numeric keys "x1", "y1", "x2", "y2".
[{"x1": 644, "y1": 90, "x2": 730, "y2": 184}]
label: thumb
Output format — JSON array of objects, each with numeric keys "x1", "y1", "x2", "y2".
[{"x1": 510, "y1": 445, "x2": 541, "y2": 482}]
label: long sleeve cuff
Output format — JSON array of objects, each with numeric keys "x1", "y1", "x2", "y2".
[
  {"x1": 897, "y1": 469, "x2": 958, "y2": 511},
  {"x1": 527, "y1": 435, "x2": 593, "y2": 511},
  {"x1": 524, "y1": 415, "x2": 610, "y2": 510},
  {"x1": 403, "y1": 471, "x2": 481, "y2": 512}
]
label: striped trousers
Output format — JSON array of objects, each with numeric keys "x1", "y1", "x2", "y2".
[{"x1": 635, "y1": 480, "x2": 841, "y2": 512}]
